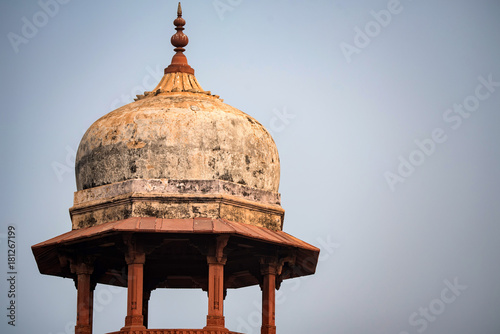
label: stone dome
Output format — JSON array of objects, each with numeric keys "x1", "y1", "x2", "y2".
[
  {"x1": 75, "y1": 3, "x2": 281, "y2": 195},
  {"x1": 70, "y1": 4, "x2": 284, "y2": 232},
  {"x1": 75, "y1": 91, "x2": 280, "y2": 192}
]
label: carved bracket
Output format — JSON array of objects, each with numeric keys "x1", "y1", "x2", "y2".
[
  {"x1": 123, "y1": 235, "x2": 146, "y2": 265},
  {"x1": 207, "y1": 235, "x2": 229, "y2": 265}
]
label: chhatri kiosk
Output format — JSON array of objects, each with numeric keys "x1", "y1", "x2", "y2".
[{"x1": 32, "y1": 4, "x2": 319, "y2": 334}]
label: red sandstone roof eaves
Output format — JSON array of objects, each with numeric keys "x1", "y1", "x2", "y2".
[
  {"x1": 32, "y1": 218, "x2": 319, "y2": 252},
  {"x1": 161, "y1": 218, "x2": 194, "y2": 233},
  {"x1": 137, "y1": 216, "x2": 156, "y2": 231},
  {"x1": 212, "y1": 219, "x2": 237, "y2": 233},
  {"x1": 193, "y1": 217, "x2": 214, "y2": 232}
]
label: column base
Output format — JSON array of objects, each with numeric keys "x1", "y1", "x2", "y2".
[
  {"x1": 205, "y1": 315, "x2": 226, "y2": 329},
  {"x1": 121, "y1": 315, "x2": 146, "y2": 331},
  {"x1": 261, "y1": 325, "x2": 276, "y2": 334},
  {"x1": 75, "y1": 324, "x2": 92, "y2": 334}
]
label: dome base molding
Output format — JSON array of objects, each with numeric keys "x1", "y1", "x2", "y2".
[{"x1": 70, "y1": 179, "x2": 284, "y2": 231}]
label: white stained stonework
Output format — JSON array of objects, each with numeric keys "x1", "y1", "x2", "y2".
[
  {"x1": 70, "y1": 179, "x2": 284, "y2": 231},
  {"x1": 73, "y1": 179, "x2": 281, "y2": 206}
]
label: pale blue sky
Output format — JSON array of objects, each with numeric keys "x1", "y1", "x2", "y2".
[{"x1": 1, "y1": 1, "x2": 500, "y2": 333}]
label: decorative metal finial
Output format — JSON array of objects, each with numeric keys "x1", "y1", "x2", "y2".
[{"x1": 165, "y1": 2, "x2": 194, "y2": 75}]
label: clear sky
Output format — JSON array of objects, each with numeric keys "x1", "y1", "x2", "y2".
[{"x1": 1, "y1": 1, "x2": 500, "y2": 333}]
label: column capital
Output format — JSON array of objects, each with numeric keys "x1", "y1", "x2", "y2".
[
  {"x1": 70, "y1": 257, "x2": 94, "y2": 276},
  {"x1": 260, "y1": 257, "x2": 279, "y2": 276},
  {"x1": 123, "y1": 235, "x2": 146, "y2": 264},
  {"x1": 206, "y1": 256, "x2": 227, "y2": 265},
  {"x1": 207, "y1": 235, "x2": 229, "y2": 265},
  {"x1": 125, "y1": 251, "x2": 146, "y2": 265}
]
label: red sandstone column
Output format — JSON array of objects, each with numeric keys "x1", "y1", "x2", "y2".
[
  {"x1": 261, "y1": 259, "x2": 278, "y2": 334},
  {"x1": 72, "y1": 262, "x2": 94, "y2": 334},
  {"x1": 206, "y1": 258, "x2": 226, "y2": 328},
  {"x1": 205, "y1": 236, "x2": 229, "y2": 329},
  {"x1": 122, "y1": 240, "x2": 146, "y2": 331}
]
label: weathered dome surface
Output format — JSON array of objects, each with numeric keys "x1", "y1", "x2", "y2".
[{"x1": 75, "y1": 92, "x2": 280, "y2": 192}]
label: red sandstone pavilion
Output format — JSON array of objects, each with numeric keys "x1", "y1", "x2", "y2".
[{"x1": 32, "y1": 4, "x2": 319, "y2": 334}]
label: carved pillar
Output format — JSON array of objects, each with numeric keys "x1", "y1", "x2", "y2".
[
  {"x1": 204, "y1": 236, "x2": 229, "y2": 329},
  {"x1": 122, "y1": 237, "x2": 146, "y2": 331},
  {"x1": 260, "y1": 258, "x2": 278, "y2": 334},
  {"x1": 71, "y1": 261, "x2": 94, "y2": 334}
]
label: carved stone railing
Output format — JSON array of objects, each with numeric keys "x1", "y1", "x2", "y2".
[{"x1": 107, "y1": 329, "x2": 243, "y2": 334}]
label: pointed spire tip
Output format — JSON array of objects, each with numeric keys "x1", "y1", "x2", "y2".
[{"x1": 165, "y1": 1, "x2": 194, "y2": 75}]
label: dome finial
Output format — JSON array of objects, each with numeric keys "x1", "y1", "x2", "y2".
[
  {"x1": 165, "y1": 2, "x2": 194, "y2": 75},
  {"x1": 177, "y1": 1, "x2": 182, "y2": 16}
]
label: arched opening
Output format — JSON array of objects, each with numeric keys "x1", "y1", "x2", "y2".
[
  {"x1": 147, "y1": 288, "x2": 207, "y2": 329},
  {"x1": 92, "y1": 284, "x2": 127, "y2": 334}
]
